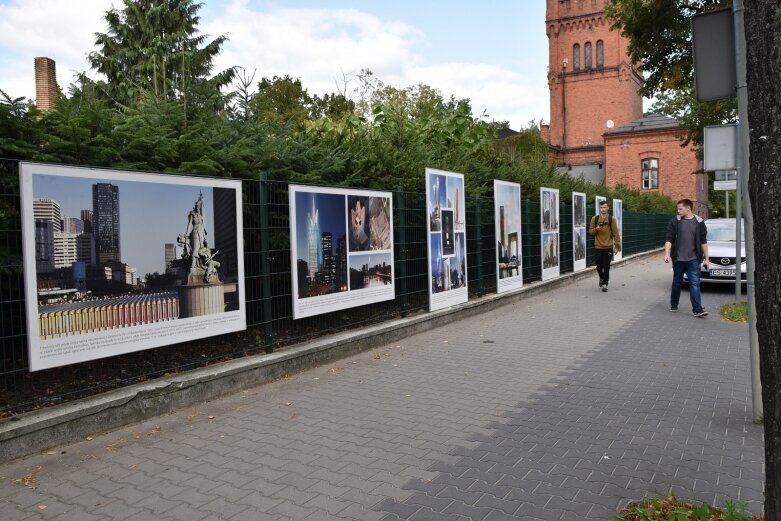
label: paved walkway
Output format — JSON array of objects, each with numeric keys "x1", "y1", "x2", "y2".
[{"x1": 0, "y1": 254, "x2": 762, "y2": 521}]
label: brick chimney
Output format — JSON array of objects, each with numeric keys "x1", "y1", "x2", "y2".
[{"x1": 34, "y1": 57, "x2": 58, "y2": 112}]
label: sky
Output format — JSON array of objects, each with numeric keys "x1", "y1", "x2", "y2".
[
  {"x1": 31, "y1": 172, "x2": 219, "y2": 279},
  {"x1": 0, "y1": 0, "x2": 552, "y2": 130}
]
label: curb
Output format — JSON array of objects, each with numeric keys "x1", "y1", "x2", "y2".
[{"x1": 0, "y1": 249, "x2": 662, "y2": 462}]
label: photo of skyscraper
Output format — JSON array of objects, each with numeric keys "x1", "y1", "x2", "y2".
[{"x1": 294, "y1": 191, "x2": 347, "y2": 298}]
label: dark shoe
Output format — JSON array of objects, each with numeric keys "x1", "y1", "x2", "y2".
[
  {"x1": 599, "y1": 279, "x2": 604, "y2": 287},
  {"x1": 669, "y1": 306, "x2": 678, "y2": 312},
  {"x1": 694, "y1": 310, "x2": 709, "y2": 318},
  {"x1": 601, "y1": 285, "x2": 608, "y2": 292}
]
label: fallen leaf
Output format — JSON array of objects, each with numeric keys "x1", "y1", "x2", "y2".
[
  {"x1": 208, "y1": 416, "x2": 215, "y2": 420},
  {"x1": 313, "y1": 377, "x2": 319, "y2": 380},
  {"x1": 85, "y1": 436, "x2": 93, "y2": 441},
  {"x1": 37, "y1": 505, "x2": 47, "y2": 510}
]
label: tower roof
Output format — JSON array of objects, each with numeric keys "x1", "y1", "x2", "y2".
[{"x1": 605, "y1": 113, "x2": 682, "y2": 135}]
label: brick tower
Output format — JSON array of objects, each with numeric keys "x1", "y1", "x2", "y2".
[
  {"x1": 34, "y1": 57, "x2": 58, "y2": 112},
  {"x1": 544, "y1": 0, "x2": 644, "y2": 183}
]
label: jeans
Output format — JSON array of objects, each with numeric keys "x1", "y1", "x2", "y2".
[
  {"x1": 595, "y1": 249, "x2": 612, "y2": 285},
  {"x1": 671, "y1": 259, "x2": 703, "y2": 313}
]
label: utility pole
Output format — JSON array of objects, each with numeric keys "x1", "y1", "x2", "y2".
[{"x1": 733, "y1": 0, "x2": 762, "y2": 421}]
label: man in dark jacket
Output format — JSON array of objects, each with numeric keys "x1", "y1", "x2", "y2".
[{"x1": 664, "y1": 199, "x2": 710, "y2": 317}]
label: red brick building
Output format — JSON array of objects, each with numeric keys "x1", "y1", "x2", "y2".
[{"x1": 542, "y1": 0, "x2": 707, "y2": 214}]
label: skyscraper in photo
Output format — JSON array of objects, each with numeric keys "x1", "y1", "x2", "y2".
[
  {"x1": 33, "y1": 198, "x2": 62, "y2": 232},
  {"x1": 80, "y1": 209, "x2": 93, "y2": 233},
  {"x1": 213, "y1": 187, "x2": 238, "y2": 280},
  {"x1": 307, "y1": 195, "x2": 321, "y2": 278},
  {"x1": 321, "y1": 232, "x2": 333, "y2": 283},
  {"x1": 34, "y1": 219, "x2": 55, "y2": 273},
  {"x1": 165, "y1": 243, "x2": 177, "y2": 271},
  {"x1": 92, "y1": 183, "x2": 120, "y2": 263}
]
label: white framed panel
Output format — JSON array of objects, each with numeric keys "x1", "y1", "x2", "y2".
[
  {"x1": 540, "y1": 187, "x2": 560, "y2": 281},
  {"x1": 494, "y1": 180, "x2": 523, "y2": 293},
  {"x1": 20, "y1": 162, "x2": 246, "y2": 371},
  {"x1": 426, "y1": 168, "x2": 468, "y2": 311},
  {"x1": 613, "y1": 199, "x2": 623, "y2": 261},
  {"x1": 572, "y1": 191, "x2": 587, "y2": 272},
  {"x1": 289, "y1": 185, "x2": 394, "y2": 320}
]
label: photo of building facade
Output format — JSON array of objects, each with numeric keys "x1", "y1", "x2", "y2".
[
  {"x1": 572, "y1": 192, "x2": 587, "y2": 272},
  {"x1": 541, "y1": 187, "x2": 561, "y2": 281}
]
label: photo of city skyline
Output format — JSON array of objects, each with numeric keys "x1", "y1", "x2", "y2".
[
  {"x1": 294, "y1": 191, "x2": 348, "y2": 299},
  {"x1": 290, "y1": 185, "x2": 395, "y2": 319},
  {"x1": 20, "y1": 163, "x2": 245, "y2": 371},
  {"x1": 348, "y1": 252, "x2": 393, "y2": 291}
]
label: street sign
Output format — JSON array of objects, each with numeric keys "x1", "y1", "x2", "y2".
[
  {"x1": 714, "y1": 180, "x2": 737, "y2": 191},
  {"x1": 704, "y1": 125, "x2": 737, "y2": 171},
  {"x1": 715, "y1": 170, "x2": 737, "y2": 181},
  {"x1": 692, "y1": 8, "x2": 736, "y2": 101}
]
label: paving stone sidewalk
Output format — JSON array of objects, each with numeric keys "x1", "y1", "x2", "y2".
[{"x1": 0, "y1": 254, "x2": 762, "y2": 521}]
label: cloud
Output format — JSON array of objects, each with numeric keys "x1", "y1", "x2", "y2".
[
  {"x1": 0, "y1": 0, "x2": 548, "y2": 128},
  {"x1": 0, "y1": 0, "x2": 111, "y2": 97}
]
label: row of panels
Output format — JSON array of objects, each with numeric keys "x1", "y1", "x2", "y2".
[{"x1": 20, "y1": 163, "x2": 622, "y2": 372}]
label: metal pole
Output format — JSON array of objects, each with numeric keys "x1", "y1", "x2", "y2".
[
  {"x1": 734, "y1": 136, "x2": 743, "y2": 303},
  {"x1": 734, "y1": 0, "x2": 762, "y2": 421}
]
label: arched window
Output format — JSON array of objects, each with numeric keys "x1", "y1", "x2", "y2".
[
  {"x1": 596, "y1": 40, "x2": 604, "y2": 68},
  {"x1": 642, "y1": 158, "x2": 659, "y2": 189},
  {"x1": 584, "y1": 42, "x2": 592, "y2": 70},
  {"x1": 573, "y1": 44, "x2": 581, "y2": 71}
]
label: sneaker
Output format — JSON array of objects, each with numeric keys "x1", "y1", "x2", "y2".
[
  {"x1": 694, "y1": 310, "x2": 709, "y2": 318},
  {"x1": 669, "y1": 306, "x2": 678, "y2": 312},
  {"x1": 601, "y1": 285, "x2": 608, "y2": 292}
]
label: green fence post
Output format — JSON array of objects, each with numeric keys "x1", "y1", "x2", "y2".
[
  {"x1": 475, "y1": 198, "x2": 484, "y2": 297},
  {"x1": 394, "y1": 188, "x2": 409, "y2": 317},
  {"x1": 259, "y1": 174, "x2": 274, "y2": 353}
]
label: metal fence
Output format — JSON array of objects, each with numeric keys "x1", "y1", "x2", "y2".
[{"x1": 0, "y1": 160, "x2": 671, "y2": 413}]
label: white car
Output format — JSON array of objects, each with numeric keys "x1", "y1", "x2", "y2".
[{"x1": 684, "y1": 218, "x2": 746, "y2": 285}]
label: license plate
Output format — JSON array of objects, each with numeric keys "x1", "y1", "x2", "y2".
[{"x1": 711, "y1": 268, "x2": 735, "y2": 278}]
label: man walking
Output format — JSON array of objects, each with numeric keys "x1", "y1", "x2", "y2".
[
  {"x1": 589, "y1": 200, "x2": 620, "y2": 292},
  {"x1": 664, "y1": 199, "x2": 709, "y2": 317}
]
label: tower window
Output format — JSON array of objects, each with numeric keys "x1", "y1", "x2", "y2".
[
  {"x1": 573, "y1": 44, "x2": 581, "y2": 71},
  {"x1": 584, "y1": 42, "x2": 592, "y2": 70},
  {"x1": 642, "y1": 158, "x2": 659, "y2": 189},
  {"x1": 596, "y1": 40, "x2": 604, "y2": 68}
]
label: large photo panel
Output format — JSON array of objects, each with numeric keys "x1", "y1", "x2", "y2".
[
  {"x1": 541, "y1": 187, "x2": 560, "y2": 281},
  {"x1": 20, "y1": 163, "x2": 246, "y2": 371},
  {"x1": 613, "y1": 199, "x2": 623, "y2": 261},
  {"x1": 572, "y1": 191, "x2": 587, "y2": 272},
  {"x1": 494, "y1": 180, "x2": 523, "y2": 293},
  {"x1": 289, "y1": 185, "x2": 394, "y2": 319},
  {"x1": 426, "y1": 168, "x2": 468, "y2": 311}
]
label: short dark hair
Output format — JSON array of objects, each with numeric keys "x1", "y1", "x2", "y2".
[
  {"x1": 677, "y1": 198, "x2": 693, "y2": 210},
  {"x1": 599, "y1": 200, "x2": 608, "y2": 207}
]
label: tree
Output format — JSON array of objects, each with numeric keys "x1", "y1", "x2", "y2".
[
  {"x1": 745, "y1": 1, "x2": 781, "y2": 519},
  {"x1": 604, "y1": 0, "x2": 734, "y2": 146},
  {"x1": 88, "y1": 0, "x2": 234, "y2": 106}
]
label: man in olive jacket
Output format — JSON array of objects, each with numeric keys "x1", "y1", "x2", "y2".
[
  {"x1": 589, "y1": 200, "x2": 621, "y2": 292},
  {"x1": 664, "y1": 198, "x2": 710, "y2": 317}
]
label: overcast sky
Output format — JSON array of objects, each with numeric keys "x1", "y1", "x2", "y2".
[{"x1": 0, "y1": 0, "x2": 554, "y2": 130}]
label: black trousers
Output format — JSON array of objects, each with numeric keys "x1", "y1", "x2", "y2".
[{"x1": 595, "y1": 248, "x2": 613, "y2": 285}]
